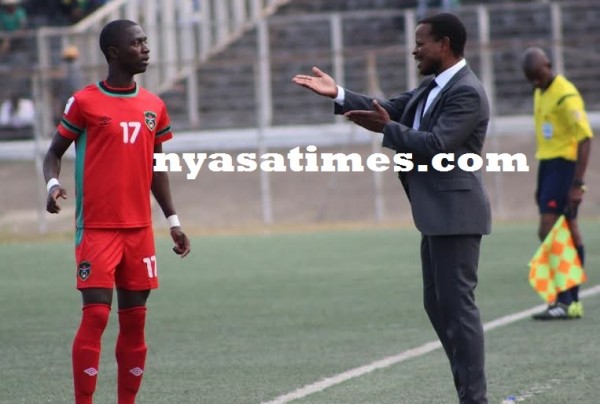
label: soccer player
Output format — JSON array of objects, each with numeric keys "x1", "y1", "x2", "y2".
[
  {"x1": 522, "y1": 47, "x2": 592, "y2": 320},
  {"x1": 43, "y1": 20, "x2": 191, "y2": 403}
]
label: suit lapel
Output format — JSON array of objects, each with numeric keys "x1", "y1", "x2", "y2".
[
  {"x1": 401, "y1": 77, "x2": 436, "y2": 124},
  {"x1": 420, "y1": 66, "x2": 471, "y2": 127},
  {"x1": 407, "y1": 77, "x2": 436, "y2": 111}
]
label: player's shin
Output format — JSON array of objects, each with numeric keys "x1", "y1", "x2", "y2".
[
  {"x1": 72, "y1": 304, "x2": 111, "y2": 404},
  {"x1": 115, "y1": 306, "x2": 148, "y2": 404}
]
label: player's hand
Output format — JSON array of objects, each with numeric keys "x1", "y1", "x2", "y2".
[
  {"x1": 292, "y1": 66, "x2": 338, "y2": 98},
  {"x1": 170, "y1": 227, "x2": 191, "y2": 258},
  {"x1": 344, "y1": 100, "x2": 391, "y2": 133},
  {"x1": 46, "y1": 186, "x2": 67, "y2": 214}
]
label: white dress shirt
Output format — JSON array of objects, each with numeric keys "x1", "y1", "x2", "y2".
[
  {"x1": 412, "y1": 58, "x2": 466, "y2": 129},
  {"x1": 334, "y1": 58, "x2": 467, "y2": 130}
]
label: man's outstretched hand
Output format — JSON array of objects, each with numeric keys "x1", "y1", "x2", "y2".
[{"x1": 292, "y1": 67, "x2": 338, "y2": 98}]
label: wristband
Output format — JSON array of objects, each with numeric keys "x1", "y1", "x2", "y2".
[
  {"x1": 167, "y1": 214, "x2": 181, "y2": 228},
  {"x1": 46, "y1": 178, "x2": 60, "y2": 193}
]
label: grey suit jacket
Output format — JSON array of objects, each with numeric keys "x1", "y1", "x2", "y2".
[{"x1": 335, "y1": 66, "x2": 491, "y2": 236}]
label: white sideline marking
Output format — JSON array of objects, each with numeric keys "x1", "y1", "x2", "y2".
[
  {"x1": 501, "y1": 378, "x2": 562, "y2": 403},
  {"x1": 261, "y1": 284, "x2": 600, "y2": 404}
]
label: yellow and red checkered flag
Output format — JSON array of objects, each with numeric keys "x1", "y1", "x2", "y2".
[{"x1": 528, "y1": 215, "x2": 586, "y2": 303}]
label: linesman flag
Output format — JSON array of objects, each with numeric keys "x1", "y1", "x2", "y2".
[{"x1": 528, "y1": 215, "x2": 586, "y2": 303}]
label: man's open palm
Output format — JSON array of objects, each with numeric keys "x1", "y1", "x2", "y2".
[{"x1": 292, "y1": 67, "x2": 338, "y2": 98}]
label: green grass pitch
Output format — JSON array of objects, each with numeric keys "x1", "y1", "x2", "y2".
[{"x1": 1, "y1": 220, "x2": 600, "y2": 403}]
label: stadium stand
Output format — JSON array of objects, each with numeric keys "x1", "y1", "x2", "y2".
[
  {"x1": 163, "y1": 0, "x2": 600, "y2": 130},
  {"x1": 0, "y1": 0, "x2": 598, "y2": 137}
]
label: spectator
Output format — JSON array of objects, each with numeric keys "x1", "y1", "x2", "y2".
[
  {"x1": 0, "y1": 91, "x2": 35, "y2": 129},
  {"x1": 58, "y1": 0, "x2": 107, "y2": 24},
  {"x1": 54, "y1": 45, "x2": 84, "y2": 124},
  {"x1": 58, "y1": 0, "x2": 88, "y2": 23},
  {"x1": 0, "y1": 0, "x2": 27, "y2": 56}
]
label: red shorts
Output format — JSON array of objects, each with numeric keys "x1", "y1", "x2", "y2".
[{"x1": 74, "y1": 227, "x2": 158, "y2": 290}]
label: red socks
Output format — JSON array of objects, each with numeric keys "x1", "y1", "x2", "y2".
[
  {"x1": 72, "y1": 305, "x2": 148, "y2": 404},
  {"x1": 72, "y1": 304, "x2": 111, "y2": 404},
  {"x1": 115, "y1": 306, "x2": 148, "y2": 404}
]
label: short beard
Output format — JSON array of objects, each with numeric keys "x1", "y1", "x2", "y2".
[{"x1": 421, "y1": 59, "x2": 442, "y2": 76}]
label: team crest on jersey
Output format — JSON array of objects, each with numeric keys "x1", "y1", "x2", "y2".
[
  {"x1": 77, "y1": 261, "x2": 91, "y2": 281},
  {"x1": 144, "y1": 111, "x2": 157, "y2": 131}
]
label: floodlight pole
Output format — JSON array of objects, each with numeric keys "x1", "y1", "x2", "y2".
[
  {"x1": 32, "y1": 72, "x2": 48, "y2": 234},
  {"x1": 366, "y1": 52, "x2": 385, "y2": 222},
  {"x1": 477, "y1": 5, "x2": 503, "y2": 218},
  {"x1": 405, "y1": 10, "x2": 418, "y2": 91},
  {"x1": 256, "y1": 18, "x2": 274, "y2": 225},
  {"x1": 550, "y1": 2, "x2": 564, "y2": 75},
  {"x1": 331, "y1": 13, "x2": 345, "y2": 125}
]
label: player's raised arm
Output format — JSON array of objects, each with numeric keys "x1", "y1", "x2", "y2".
[
  {"x1": 43, "y1": 132, "x2": 72, "y2": 213},
  {"x1": 151, "y1": 143, "x2": 191, "y2": 258}
]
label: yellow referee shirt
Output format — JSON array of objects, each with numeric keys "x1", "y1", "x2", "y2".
[{"x1": 533, "y1": 74, "x2": 593, "y2": 161}]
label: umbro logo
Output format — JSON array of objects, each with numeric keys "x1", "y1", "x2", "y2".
[
  {"x1": 99, "y1": 116, "x2": 111, "y2": 126},
  {"x1": 83, "y1": 367, "x2": 98, "y2": 376},
  {"x1": 129, "y1": 367, "x2": 144, "y2": 377}
]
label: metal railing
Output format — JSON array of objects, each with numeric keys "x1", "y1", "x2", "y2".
[
  {"x1": 20, "y1": 0, "x2": 600, "y2": 137},
  {"x1": 2, "y1": 0, "x2": 600, "y2": 234}
]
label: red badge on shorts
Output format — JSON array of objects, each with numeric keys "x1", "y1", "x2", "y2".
[{"x1": 78, "y1": 261, "x2": 91, "y2": 281}]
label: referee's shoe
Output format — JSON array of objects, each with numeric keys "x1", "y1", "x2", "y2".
[{"x1": 532, "y1": 302, "x2": 582, "y2": 320}]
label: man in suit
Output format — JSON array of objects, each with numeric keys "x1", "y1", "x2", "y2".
[{"x1": 293, "y1": 13, "x2": 490, "y2": 404}]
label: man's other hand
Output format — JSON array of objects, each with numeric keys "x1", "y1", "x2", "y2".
[{"x1": 344, "y1": 100, "x2": 391, "y2": 133}]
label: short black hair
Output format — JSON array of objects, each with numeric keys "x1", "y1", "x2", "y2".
[
  {"x1": 99, "y1": 19, "x2": 138, "y2": 60},
  {"x1": 521, "y1": 47, "x2": 551, "y2": 72},
  {"x1": 418, "y1": 13, "x2": 467, "y2": 57}
]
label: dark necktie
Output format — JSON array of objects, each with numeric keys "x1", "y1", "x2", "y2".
[{"x1": 420, "y1": 79, "x2": 437, "y2": 119}]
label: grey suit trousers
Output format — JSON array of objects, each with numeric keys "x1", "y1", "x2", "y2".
[{"x1": 421, "y1": 234, "x2": 487, "y2": 404}]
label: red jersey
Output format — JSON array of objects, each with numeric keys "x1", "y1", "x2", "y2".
[{"x1": 58, "y1": 81, "x2": 173, "y2": 229}]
